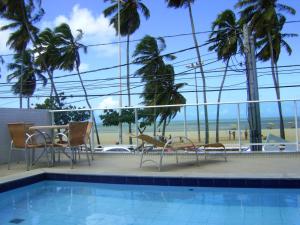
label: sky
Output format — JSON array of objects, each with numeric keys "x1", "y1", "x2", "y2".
[{"x1": 0, "y1": 0, "x2": 300, "y2": 119}]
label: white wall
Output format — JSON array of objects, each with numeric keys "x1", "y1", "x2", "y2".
[{"x1": 0, "y1": 108, "x2": 51, "y2": 164}]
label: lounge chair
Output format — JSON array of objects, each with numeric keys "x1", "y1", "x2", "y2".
[
  {"x1": 133, "y1": 134, "x2": 199, "y2": 171},
  {"x1": 263, "y1": 134, "x2": 296, "y2": 152},
  {"x1": 197, "y1": 143, "x2": 227, "y2": 161},
  {"x1": 7, "y1": 123, "x2": 50, "y2": 170}
]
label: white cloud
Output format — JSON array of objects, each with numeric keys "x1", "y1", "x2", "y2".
[
  {"x1": 79, "y1": 63, "x2": 89, "y2": 72},
  {"x1": 0, "y1": 19, "x2": 12, "y2": 54},
  {"x1": 98, "y1": 97, "x2": 119, "y2": 109},
  {"x1": 43, "y1": 4, "x2": 117, "y2": 57}
]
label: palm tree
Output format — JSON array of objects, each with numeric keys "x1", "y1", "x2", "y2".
[
  {"x1": 235, "y1": 0, "x2": 297, "y2": 139},
  {"x1": 0, "y1": 0, "x2": 61, "y2": 106},
  {"x1": 53, "y1": 23, "x2": 101, "y2": 145},
  {"x1": 133, "y1": 35, "x2": 175, "y2": 136},
  {"x1": 0, "y1": 0, "x2": 42, "y2": 108},
  {"x1": 103, "y1": 0, "x2": 150, "y2": 143},
  {"x1": 208, "y1": 10, "x2": 241, "y2": 142},
  {"x1": 155, "y1": 64, "x2": 186, "y2": 136},
  {"x1": 256, "y1": 15, "x2": 298, "y2": 87},
  {"x1": 7, "y1": 50, "x2": 47, "y2": 96},
  {"x1": 103, "y1": 0, "x2": 150, "y2": 107},
  {"x1": 165, "y1": 0, "x2": 209, "y2": 143},
  {"x1": 35, "y1": 28, "x2": 60, "y2": 102}
]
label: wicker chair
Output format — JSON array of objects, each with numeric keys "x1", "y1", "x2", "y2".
[
  {"x1": 7, "y1": 123, "x2": 49, "y2": 171},
  {"x1": 54, "y1": 121, "x2": 90, "y2": 168}
]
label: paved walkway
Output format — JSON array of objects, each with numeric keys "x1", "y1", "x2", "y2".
[{"x1": 1, "y1": 152, "x2": 300, "y2": 183}]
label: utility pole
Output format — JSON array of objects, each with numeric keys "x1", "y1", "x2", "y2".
[
  {"x1": 187, "y1": 63, "x2": 201, "y2": 143},
  {"x1": 118, "y1": 0, "x2": 123, "y2": 144},
  {"x1": 243, "y1": 24, "x2": 262, "y2": 151}
]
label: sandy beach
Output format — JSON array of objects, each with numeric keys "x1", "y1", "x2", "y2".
[{"x1": 93, "y1": 128, "x2": 298, "y2": 146}]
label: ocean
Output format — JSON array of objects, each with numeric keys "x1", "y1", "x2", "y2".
[{"x1": 97, "y1": 117, "x2": 296, "y2": 133}]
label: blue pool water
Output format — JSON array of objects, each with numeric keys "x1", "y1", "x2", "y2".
[{"x1": 0, "y1": 181, "x2": 300, "y2": 225}]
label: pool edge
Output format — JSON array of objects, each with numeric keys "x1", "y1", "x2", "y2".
[{"x1": 1, "y1": 172, "x2": 300, "y2": 193}]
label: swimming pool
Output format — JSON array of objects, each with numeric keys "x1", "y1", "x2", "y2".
[{"x1": 0, "y1": 181, "x2": 300, "y2": 225}]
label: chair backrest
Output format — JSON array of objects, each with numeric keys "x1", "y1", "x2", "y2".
[
  {"x1": 69, "y1": 121, "x2": 89, "y2": 147},
  {"x1": 8, "y1": 123, "x2": 34, "y2": 148},
  {"x1": 85, "y1": 122, "x2": 93, "y2": 142},
  {"x1": 137, "y1": 134, "x2": 166, "y2": 148}
]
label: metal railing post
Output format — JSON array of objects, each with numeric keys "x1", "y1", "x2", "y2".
[
  {"x1": 184, "y1": 105, "x2": 188, "y2": 138},
  {"x1": 294, "y1": 100, "x2": 299, "y2": 151},
  {"x1": 135, "y1": 108, "x2": 139, "y2": 149},
  {"x1": 237, "y1": 103, "x2": 242, "y2": 152},
  {"x1": 50, "y1": 111, "x2": 54, "y2": 125},
  {"x1": 90, "y1": 110, "x2": 95, "y2": 150}
]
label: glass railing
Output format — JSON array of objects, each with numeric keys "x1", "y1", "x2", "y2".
[{"x1": 50, "y1": 99, "x2": 300, "y2": 152}]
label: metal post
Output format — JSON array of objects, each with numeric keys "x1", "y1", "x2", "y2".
[
  {"x1": 51, "y1": 111, "x2": 55, "y2": 125},
  {"x1": 90, "y1": 110, "x2": 95, "y2": 150},
  {"x1": 186, "y1": 64, "x2": 201, "y2": 142},
  {"x1": 184, "y1": 105, "x2": 188, "y2": 138},
  {"x1": 135, "y1": 108, "x2": 139, "y2": 150},
  {"x1": 27, "y1": 97, "x2": 30, "y2": 109},
  {"x1": 294, "y1": 100, "x2": 299, "y2": 151},
  {"x1": 237, "y1": 103, "x2": 241, "y2": 152},
  {"x1": 118, "y1": 0, "x2": 123, "y2": 144}
]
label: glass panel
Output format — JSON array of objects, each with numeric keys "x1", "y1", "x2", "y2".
[
  {"x1": 239, "y1": 102, "x2": 250, "y2": 148},
  {"x1": 98, "y1": 109, "x2": 119, "y2": 146}
]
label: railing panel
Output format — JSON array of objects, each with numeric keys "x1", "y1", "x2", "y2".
[{"x1": 49, "y1": 99, "x2": 300, "y2": 152}]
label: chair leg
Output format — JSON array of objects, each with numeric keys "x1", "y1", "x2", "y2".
[
  {"x1": 90, "y1": 145, "x2": 94, "y2": 160},
  {"x1": 195, "y1": 150, "x2": 199, "y2": 165},
  {"x1": 90, "y1": 150, "x2": 94, "y2": 160},
  {"x1": 139, "y1": 150, "x2": 144, "y2": 168},
  {"x1": 31, "y1": 150, "x2": 35, "y2": 165},
  {"x1": 159, "y1": 153, "x2": 163, "y2": 172},
  {"x1": 78, "y1": 147, "x2": 81, "y2": 160},
  {"x1": 8, "y1": 149, "x2": 12, "y2": 170},
  {"x1": 58, "y1": 149, "x2": 61, "y2": 163},
  {"x1": 25, "y1": 147, "x2": 29, "y2": 171},
  {"x1": 89, "y1": 138, "x2": 94, "y2": 160},
  {"x1": 85, "y1": 144, "x2": 91, "y2": 166},
  {"x1": 70, "y1": 148, "x2": 74, "y2": 169},
  {"x1": 29, "y1": 148, "x2": 34, "y2": 170},
  {"x1": 45, "y1": 147, "x2": 51, "y2": 167}
]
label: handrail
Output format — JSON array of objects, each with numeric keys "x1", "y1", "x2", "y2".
[{"x1": 49, "y1": 98, "x2": 300, "y2": 112}]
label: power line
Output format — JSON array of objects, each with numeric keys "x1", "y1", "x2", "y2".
[{"x1": 1, "y1": 83, "x2": 300, "y2": 99}]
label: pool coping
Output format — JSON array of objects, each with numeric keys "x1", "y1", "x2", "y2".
[{"x1": 1, "y1": 171, "x2": 300, "y2": 193}]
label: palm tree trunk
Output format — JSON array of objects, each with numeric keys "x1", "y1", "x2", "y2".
[
  {"x1": 267, "y1": 31, "x2": 285, "y2": 139},
  {"x1": 19, "y1": 48, "x2": 24, "y2": 109},
  {"x1": 216, "y1": 59, "x2": 229, "y2": 143},
  {"x1": 76, "y1": 65, "x2": 101, "y2": 145},
  {"x1": 153, "y1": 83, "x2": 158, "y2": 137},
  {"x1": 127, "y1": 34, "x2": 132, "y2": 145},
  {"x1": 49, "y1": 70, "x2": 55, "y2": 109},
  {"x1": 187, "y1": 0, "x2": 209, "y2": 144},
  {"x1": 19, "y1": 0, "x2": 61, "y2": 107}
]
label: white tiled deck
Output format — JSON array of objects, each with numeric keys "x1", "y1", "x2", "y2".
[{"x1": 0, "y1": 152, "x2": 300, "y2": 183}]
